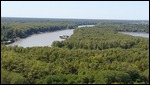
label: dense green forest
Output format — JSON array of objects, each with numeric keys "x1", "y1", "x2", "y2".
[
  {"x1": 52, "y1": 24, "x2": 149, "y2": 50},
  {"x1": 1, "y1": 18, "x2": 149, "y2": 84}
]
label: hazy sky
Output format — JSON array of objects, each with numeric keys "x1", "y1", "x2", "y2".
[{"x1": 1, "y1": 1, "x2": 149, "y2": 20}]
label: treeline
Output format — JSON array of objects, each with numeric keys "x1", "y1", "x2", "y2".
[
  {"x1": 96, "y1": 23, "x2": 149, "y2": 33},
  {"x1": 1, "y1": 23, "x2": 149, "y2": 84}
]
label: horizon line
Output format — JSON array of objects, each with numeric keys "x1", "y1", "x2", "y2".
[{"x1": 1, "y1": 16, "x2": 149, "y2": 21}]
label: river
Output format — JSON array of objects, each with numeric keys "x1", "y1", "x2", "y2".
[
  {"x1": 8, "y1": 25, "x2": 95, "y2": 47},
  {"x1": 8, "y1": 25, "x2": 149, "y2": 47},
  {"x1": 78, "y1": 25, "x2": 95, "y2": 28},
  {"x1": 8, "y1": 29, "x2": 74, "y2": 47},
  {"x1": 119, "y1": 32, "x2": 149, "y2": 38}
]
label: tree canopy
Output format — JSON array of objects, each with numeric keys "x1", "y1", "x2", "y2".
[{"x1": 1, "y1": 18, "x2": 149, "y2": 84}]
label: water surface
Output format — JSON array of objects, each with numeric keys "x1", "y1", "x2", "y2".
[
  {"x1": 9, "y1": 29, "x2": 74, "y2": 47},
  {"x1": 9, "y1": 25, "x2": 95, "y2": 47},
  {"x1": 119, "y1": 32, "x2": 149, "y2": 38},
  {"x1": 78, "y1": 25, "x2": 95, "y2": 28}
]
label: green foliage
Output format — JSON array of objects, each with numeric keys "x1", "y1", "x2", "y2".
[
  {"x1": 1, "y1": 69, "x2": 26, "y2": 84},
  {"x1": 1, "y1": 18, "x2": 149, "y2": 84},
  {"x1": 52, "y1": 24, "x2": 148, "y2": 50}
]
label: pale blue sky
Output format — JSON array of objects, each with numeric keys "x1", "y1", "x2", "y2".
[{"x1": 1, "y1": 1, "x2": 149, "y2": 20}]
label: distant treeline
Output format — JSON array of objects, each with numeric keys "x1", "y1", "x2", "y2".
[
  {"x1": 96, "y1": 23, "x2": 149, "y2": 33},
  {"x1": 1, "y1": 17, "x2": 149, "y2": 42}
]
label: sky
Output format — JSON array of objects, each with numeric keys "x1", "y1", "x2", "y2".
[{"x1": 1, "y1": 1, "x2": 149, "y2": 20}]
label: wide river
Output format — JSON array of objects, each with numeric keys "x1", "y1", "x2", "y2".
[
  {"x1": 8, "y1": 25, "x2": 149, "y2": 47},
  {"x1": 8, "y1": 25, "x2": 95, "y2": 47},
  {"x1": 8, "y1": 29, "x2": 74, "y2": 47}
]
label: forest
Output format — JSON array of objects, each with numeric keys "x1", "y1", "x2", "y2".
[{"x1": 1, "y1": 17, "x2": 149, "y2": 84}]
